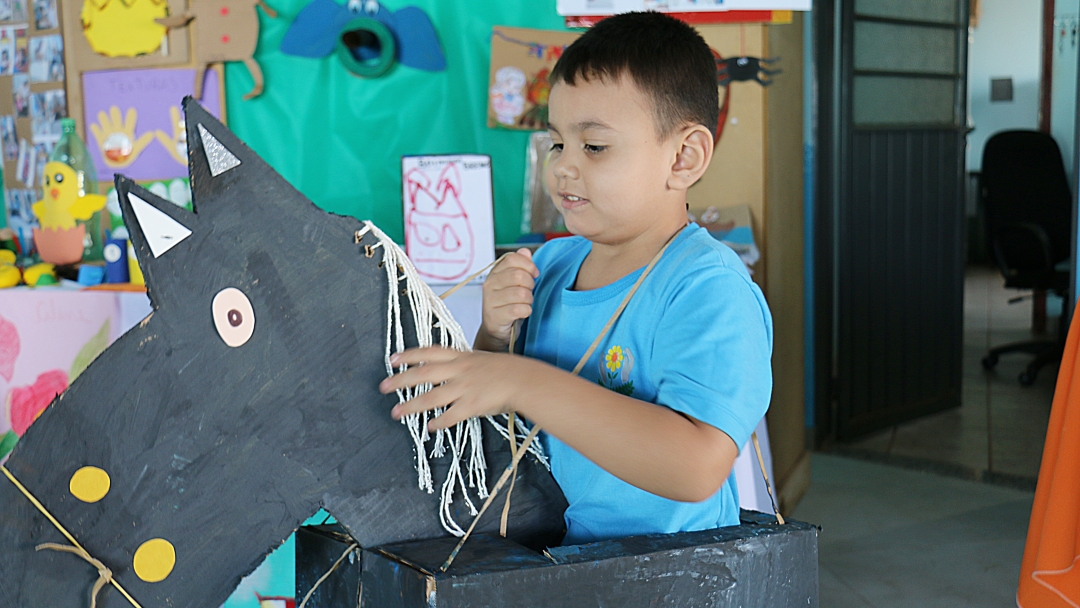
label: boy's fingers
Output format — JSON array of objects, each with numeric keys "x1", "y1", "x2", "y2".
[
  {"x1": 388, "y1": 346, "x2": 459, "y2": 367},
  {"x1": 490, "y1": 302, "x2": 532, "y2": 322},
  {"x1": 380, "y1": 364, "x2": 443, "y2": 395},
  {"x1": 489, "y1": 285, "x2": 534, "y2": 307},
  {"x1": 427, "y1": 403, "x2": 473, "y2": 431},
  {"x1": 391, "y1": 384, "x2": 461, "y2": 420},
  {"x1": 494, "y1": 251, "x2": 539, "y2": 278}
]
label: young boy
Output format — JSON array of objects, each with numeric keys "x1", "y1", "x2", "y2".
[{"x1": 381, "y1": 11, "x2": 772, "y2": 545}]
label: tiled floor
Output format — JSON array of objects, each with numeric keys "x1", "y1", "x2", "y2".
[
  {"x1": 842, "y1": 265, "x2": 1057, "y2": 486},
  {"x1": 792, "y1": 453, "x2": 1033, "y2": 608}
]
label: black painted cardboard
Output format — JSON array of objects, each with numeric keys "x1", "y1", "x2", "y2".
[
  {"x1": 0, "y1": 97, "x2": 566, "y2": 607},
  {"x1": 296, "y1": 510, "x2": 819, "y2": 607}
]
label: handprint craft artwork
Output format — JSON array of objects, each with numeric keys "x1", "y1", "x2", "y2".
[
  {"x1": 401, "y1": 154, "x2": 495, "y2": 284},
  {"x1": 81, "y1": 66, "x2": 222, "y2": 180}
]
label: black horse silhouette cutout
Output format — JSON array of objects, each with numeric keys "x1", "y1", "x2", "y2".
[{"x1": 0, "y1": 98, "x2": 566, "y2": 607}]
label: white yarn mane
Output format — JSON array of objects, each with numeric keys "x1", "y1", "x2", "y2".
[{"x1": 356, "y1": 222, "x2": 548, "y2": 536}]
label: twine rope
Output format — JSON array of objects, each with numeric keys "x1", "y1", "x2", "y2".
[
  {"x1": 0, "y1": 464, "x2": 143, "y2": 608},
  {"x1": 440, "y1": 226, "x2": 685, "y2": 572},
  {"x1": 356, "y1": 223, "x2": 545, "y2": 538},
  {"x1": 36, "y1": 543, "x2": 113, "y2": 608},
  {"x1": 297, "y1": 542, "x2": 359, "y2": 608}
]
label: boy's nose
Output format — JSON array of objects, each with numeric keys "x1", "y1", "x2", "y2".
[{"x1": 551, "y1": 155, "x2": 578, "y2": 180}]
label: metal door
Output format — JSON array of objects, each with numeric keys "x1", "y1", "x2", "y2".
[{"x1": 819, "y1": 0, "x2": 969, "y2": 441}]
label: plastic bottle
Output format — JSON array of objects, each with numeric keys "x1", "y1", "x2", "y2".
[{"x1": 49, "y1": 118, "x2": 106, "y2": 261}]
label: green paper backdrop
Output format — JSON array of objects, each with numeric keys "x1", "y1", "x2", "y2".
[{"x1": 222, "y1": 0, "x2": 571, "y2": 245}]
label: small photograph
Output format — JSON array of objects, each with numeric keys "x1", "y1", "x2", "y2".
[
  {"x1": 0, "y1": 27, "x2": 16, "y2": 76},
  {"x1": 14, "y1": 136, "x2": 26, "y2": 180},
  {"x1": 29, "y1": 88, "x2": 64, "y2": 143},
  {"x1": 32, "y1": 141, "x2": 51, "y2": 186},
  {"x1": 13, "y1": 27, "x2": 27, "y2": 74},
  {"x1": 45, "y1": 86, "x2": 65, "y2": 121},
  {"x1": 32, "y1": 0, "x2": 56, "y2": 30},
  {"x1": 12, "y1": 73, "x2": 29, "y2": 116},
  {"x1": 1, "y1": 115, "x2": 17, "y2": 160},
  {"x1": 6, "y1": 189, "x2": 39, "y2": 252},
  {"x1": 28, "y1": 34, "x2": 61, "y2": 83},
  {"x1": 0, "y1": 0, "x2": 13, "y2": 22},
  {"x1": 11, "y1": 0, "x2": 27, "y2": 21},
  {"x1": 7, "y1": 190, "x2": 19, "y2": 222}
]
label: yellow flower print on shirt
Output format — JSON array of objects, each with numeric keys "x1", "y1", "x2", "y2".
[
  {"x1": 605, "y1": 345, "x2": 624, "y2": 372},
  {"x1": 599, "y1": 345, "x2": 635, "y2": 396}
]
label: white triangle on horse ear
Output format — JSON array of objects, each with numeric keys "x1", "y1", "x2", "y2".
[
  {"x1": 129, "y1": 193, "x2": 192, "y2": 258},
  {"x1": 198, "y1": 123, "x2": 241, "y2": 176}
]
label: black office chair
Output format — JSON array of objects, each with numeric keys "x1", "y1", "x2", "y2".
[{"x1": 979, "y1": 130, "x2": 1072, "y2": 386}]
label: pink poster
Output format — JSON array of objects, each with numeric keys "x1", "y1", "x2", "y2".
[{"x1": 0, "y1": 289, "x2": 150, "y2": 458}]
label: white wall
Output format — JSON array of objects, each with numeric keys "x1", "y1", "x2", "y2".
[
  {"x1": 1052, "y1": 0, "x2": 1080, "y2": 189},
  {"x1": 967, "y1": 0, "x2": 1044, "y2": 171}
]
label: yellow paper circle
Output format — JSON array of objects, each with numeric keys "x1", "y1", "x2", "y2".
[
  {"x1": 133, "y1": 538, "x2": 176, "y2": 583},
  {"x1": 69, "y1": 466, "x2": 111, "y2": 503}
]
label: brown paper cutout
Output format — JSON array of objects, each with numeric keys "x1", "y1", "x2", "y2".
[{"x1": 155, "y1": 0, "x2": 278, "y2": 100}]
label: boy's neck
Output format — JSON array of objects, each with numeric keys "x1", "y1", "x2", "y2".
[{"x1": 574, "y1": 214, "x2": 689, "y2": 291}]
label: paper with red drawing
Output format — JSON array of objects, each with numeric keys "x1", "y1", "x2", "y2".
[{"x1": 401, "y1": 154, "x2": 496, "y2": 285}]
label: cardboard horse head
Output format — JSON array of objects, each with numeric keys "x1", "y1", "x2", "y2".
[{"x1": 0, "y1": 98, "x2": 566, "y2": 607}]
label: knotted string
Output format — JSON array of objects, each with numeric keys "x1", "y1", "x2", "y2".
[
  {"x1": 0, "y1": 464, "x2": 143, "y2": 607},
  {"x1": 36, "y1": 542, "x2": 113, "y2": 608}
]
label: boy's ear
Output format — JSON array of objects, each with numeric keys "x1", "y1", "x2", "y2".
[{"x1": 668, "y1": 125, "x2": 714, "y2": 191}]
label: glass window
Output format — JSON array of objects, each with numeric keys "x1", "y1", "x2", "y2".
[{"x1": 854, "y1": 76, "x2": 957, "y2": 126}]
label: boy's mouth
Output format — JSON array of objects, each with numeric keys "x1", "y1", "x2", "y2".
[{"x1": 559, "y1": 192, "x2": 589, "y2": 210}]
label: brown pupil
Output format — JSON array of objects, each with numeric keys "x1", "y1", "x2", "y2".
[{"x1": 228, "y1": 310, "x2": 243, "y2": 327}]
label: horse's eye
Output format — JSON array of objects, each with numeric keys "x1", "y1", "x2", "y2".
[{"x1": 212, "y1": 287, "x2": 255, "y2": 347}]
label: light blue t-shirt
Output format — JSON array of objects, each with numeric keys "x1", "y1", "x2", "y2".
[{"x1": 523, "y1": 224, "x2": 773, "y2": 545}]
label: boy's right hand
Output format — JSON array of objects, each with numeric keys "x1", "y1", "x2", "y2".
[{"x1": 476, "y1": 248, "x2": 539, "y2": 351}]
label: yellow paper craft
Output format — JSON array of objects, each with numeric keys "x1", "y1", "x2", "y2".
[
  {"x1": 81, "y1": 0, "x2": 170, "y2": 57},
  {"x1": 32, "y1": 162, "x2": 108, "y2": 230},
  {"x1": 89, "y1": 106, "x2": 156, "y2": 169}
]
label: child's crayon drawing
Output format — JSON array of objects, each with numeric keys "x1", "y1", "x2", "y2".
[{"x1": 401, "y1": 154, "x2": 495, "y2": 284}]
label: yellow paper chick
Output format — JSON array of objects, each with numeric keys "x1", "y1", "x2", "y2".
[
  {"x1": 81, "y1": 0, "x2": 169, "y2": 58},
  {"x1": 32, "y1": 162, "x2": 108, "y2": 231}
]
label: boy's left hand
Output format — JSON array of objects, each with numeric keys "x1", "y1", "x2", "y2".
[{"x1": 380, "y1": 347, "x2": 538, "y2": 431}]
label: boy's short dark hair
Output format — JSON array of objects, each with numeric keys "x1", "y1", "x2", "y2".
[{"x1": 551, "y1": 12, "x2": 719, "y2": 140}]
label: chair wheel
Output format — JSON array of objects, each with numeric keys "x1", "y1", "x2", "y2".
[
  {"x1": 1019, "y1": 371, "x2": 1036, "y2": 386},
  {"x1": 982, "y1": 355, "x2": 998, "y2": 370}
]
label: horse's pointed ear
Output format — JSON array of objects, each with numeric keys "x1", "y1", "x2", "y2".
[
  {"x1": 115, "y1": 175, "x2": 198, "y2": 298},
  {"x1": 181, "y1": 96, "x2": 316, "y2": 223},
  {"x1": 183, "y1": 96, "x2": 272, "y2": 217}
]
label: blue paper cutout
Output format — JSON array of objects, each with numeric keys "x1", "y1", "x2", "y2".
[{"x1": 280, "y1": 0, "x2": 446, "y2": 72}]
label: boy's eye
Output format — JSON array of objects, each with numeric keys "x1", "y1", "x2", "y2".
[
  {"x1": 549, "y1": 143, "x2": 564, "y2": 153},
  {"x1": 584, "y1": 144, "x2": 607, "y2": 154}
]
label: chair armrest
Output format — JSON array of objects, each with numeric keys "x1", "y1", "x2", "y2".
[{"x1": 992, "y1": 221, "x2": 1055, "y2": 277}]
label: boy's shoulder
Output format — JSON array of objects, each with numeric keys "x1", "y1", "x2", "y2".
[
  {"x1": 667, "y1": 226, "x2": 755, "y2": 281},
  {"x1": 533, "y1": 226, "x2": 749, "y2": 274},
  {"x1": 532, "y1": 227, "x2": 761, "y2": 300}
]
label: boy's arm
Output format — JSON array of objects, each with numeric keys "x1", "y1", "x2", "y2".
[{"x1": 382, "y1": 349, "x2": 738, "y2": 502}]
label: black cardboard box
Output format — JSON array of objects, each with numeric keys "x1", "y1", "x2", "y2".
[{"x1": 298, "y1": 511, "x2": 819, "y2": 607}]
